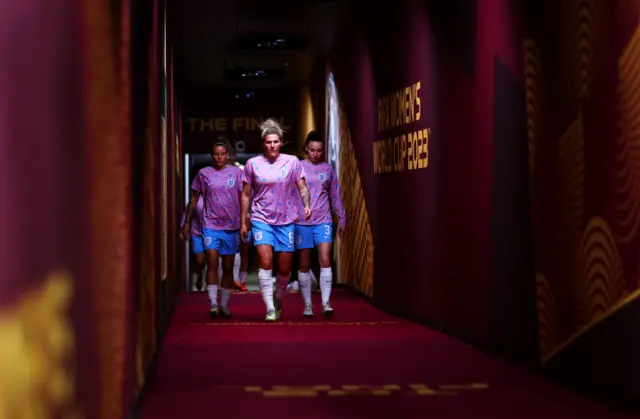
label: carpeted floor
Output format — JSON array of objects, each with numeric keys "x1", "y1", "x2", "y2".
[{"x1": 139, "y1": 290, "x2": 633, "y2": 419}]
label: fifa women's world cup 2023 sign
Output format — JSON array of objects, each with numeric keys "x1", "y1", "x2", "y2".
[{"x1": 373, "y1": 81, "x2": 430, "y2": 175}]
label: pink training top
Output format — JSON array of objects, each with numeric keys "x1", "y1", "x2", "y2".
[
  {"x1": 191, "y1": 165, "x2": 243, "y2": 230},
  {"x1": 242, "y1": 154, "x2": 305, "y2": 225},
  {"x1": 181, "y1": 195, "x2": 204, "y2": 236},
  {"x1": 295, "y1": 160, "x2": 346, "y2": 228}
]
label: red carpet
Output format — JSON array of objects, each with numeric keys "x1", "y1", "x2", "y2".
[{"x1": 140, "y1": 290, "x2": 632, "y2": 419}]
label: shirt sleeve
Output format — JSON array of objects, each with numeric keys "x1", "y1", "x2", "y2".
[
  {"x1": 191, "y1": 169, "x2": 204, "y2": 194},
  {"x1": 329, "y1": 167, "x2": 346, "y2": 228},
  {"x1": 236, "y1": 169, "x2": 243, "y2": 191},
  {"x1": 180, "y1": 204, "x2": 187, "y2": 226},
  {"x1": 291, "y1": 158, "x2": 305, "y2": 182},
  {"x1": 242, "y1": 162, "x2": 253, "y2": 185}
]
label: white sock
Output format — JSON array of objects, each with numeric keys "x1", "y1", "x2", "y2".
[
  {"x1": 217, "y1": 258, "x2": 223, "y2": 285},
  {"x1": 239, "y1": 271, "x2": 247, "y2": 285},
  {"x1": 207, "y1": 285, "x2": 218, "y2": 306},
  {"x1": 258, "y1": 268, "x2": 275, "y2": 311},
  {"x1": 298, "y1": 271, "x2": 312, "y2": 305},
  {"x1": 190, "y1": 273, "x2": 199, "y2": 291},
  {"x1": 320, "y1": 267, "x2": 332, "y2": 304},
  {"x1": 233, "y1": 253, "x2": 241, "y2": 282},
  {"x1": 220, "y1": 288, "x2": 231, "y2": 308},
  {"x1": 275, "y1": 273, "x2": 291, "y2": 300},
  {"x1": 200, "y1": 266, "x2": 207, "y2": 291}
]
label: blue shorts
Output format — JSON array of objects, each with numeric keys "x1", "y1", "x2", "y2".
[
  {"x1": 191, "y1": 235, "x2": 205, "y2": 254},
  {"x1": 295, "y1": 223, "x2": 333, "y2": 250},
  {"x1": 201, "y1": 228, "x2": 241, "y2": 255},
  {"x1": 251, "y1": 221, "x2": 295, "y2": 252}
]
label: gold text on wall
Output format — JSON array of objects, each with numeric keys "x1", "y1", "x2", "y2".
[{"x1": 373, "y1": 81, "x2": 430, "y2": 174}]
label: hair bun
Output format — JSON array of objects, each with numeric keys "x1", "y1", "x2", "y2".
[{"x1": 305, "y1": 130, "x2": 320, "y2": 142}]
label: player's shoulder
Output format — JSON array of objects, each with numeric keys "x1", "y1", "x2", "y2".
[
  {"x1": 245, "y1": 156, "x2": 262, "y2": 166},
  {"x1": 283, "y1": 153, "x2": 303, "y2": 164},
  {"x1": 198, "y1": 166, "x2": 213, "y2": 177},
  {"x1": 229, "y1": 165, "x2": 244, "y2": 178},
  {"x1": 316, "y1": 161, "x2": 333, "y2": 172}
]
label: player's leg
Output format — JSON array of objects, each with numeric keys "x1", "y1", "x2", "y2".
[
  {"x1": 314, "y1": 223, "x2": 335, "y2": 316},
  {"x1": 232, "y1": 252, "x2": 242, "y2": 290},
  {"x1": 191, "y1": 235, "x2": 206, "y2": 291},
  {"x1": 202, "y1": 228, "x2": 221, "y2": 318},
  {"x1": 236, "y1": 241, "x2": 250, "y2": 291},
  {"x1": 273, "y1": 223, "x2": 296, "y2": 318},
  {"x1": 295, "y1": 224, "x2": 315, "y2": 317},
  {"x1": 252, "y1": 221, "x2": 277, "y2": 321},
  {"x1": 194, "y1": 252, "x2": 205, "y2": 291},
  {"x1": 216, "y1": 230, "x2": 241, "y2": 317}
]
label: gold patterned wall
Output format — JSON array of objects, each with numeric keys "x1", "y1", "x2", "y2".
[
  {"x1": 329, "y1": 83, "x2": 375, "y2": 298},
  {"x1": 525, "y1": 0, "x2": 640, "y2": 363}
]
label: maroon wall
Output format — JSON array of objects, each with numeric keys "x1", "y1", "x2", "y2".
[
  {"x1": 328, "y1": 0, "x2": 536, "y2": 359},
  {"x1": 329, "y1": 0, "x2": 640, "y2": 407}
]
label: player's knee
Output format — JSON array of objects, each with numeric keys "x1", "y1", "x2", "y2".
[
  {"x1": 222, "y1": 258, "x2": 234, "y2": 272},
  {"x1": 206, "y1": 254, "x2": 219, "y2": 270},
  {"x1": 298, "y1": 257, "x2": 311, "y2": 272},
  {"x1": 318, "y1": 256, "x2": 331, "y2": 268},
  {"x1": 258, "y1": 254, "x2": 273, "y2": 270},
  {"x1": 277, "y1": 266, "x2": 291, "y2": 277},
  {"x1": 317, "y1": 247, "x2": 332, "y2": 267}
]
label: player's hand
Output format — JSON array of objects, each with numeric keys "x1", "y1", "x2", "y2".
[
  {"x1": 303, "y1": 207, "x2": 312, "y2": 220},
  {"x1": 337, "y1": 225, "x2": 345, "y2": 237},
  {"x1": 181, "y1": 223, "x2": 190, "y2": 240},
  {"x1": 240, "y1": 225, "x2": 248, "y2": 243}
]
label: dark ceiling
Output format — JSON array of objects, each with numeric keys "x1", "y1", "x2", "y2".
[{"x1": 171, "y1": 0, "x2": 352, "y2": 91}]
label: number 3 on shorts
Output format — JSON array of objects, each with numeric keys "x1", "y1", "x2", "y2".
[
  {"x1": 288, "y1": 232, "x2": 294, "y2": 244},
  {"x1": 324, "y1": 225, "x2": 331, "y2": 236}
]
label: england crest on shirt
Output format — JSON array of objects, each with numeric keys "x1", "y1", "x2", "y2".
[
  {"x1": 280, "y1": 166, "x2": 289, "y2": 178},
  {"x1": 319, "y1": 172, "x2": 326, "y2": 182},
  {"x1": 227, "y1": 178, "x2": 235, "y2": 187}
]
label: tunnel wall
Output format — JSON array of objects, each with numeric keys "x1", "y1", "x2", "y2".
[
  {"x1": 326, "y1": 0, "x2": 534, "y2": 356},
  {"x1": 132, "y1": 0, "x2": 184, "y2": 411},
  {"x1": 325, "y1": 0, "x2": 640, "y2": 407},
  {"x1": 0, "y1": 0, "x2": 164, "y2": 417},
  {"x1": 0, "y1": 1, "x2": 104, "y2": 417},
  {"x1": 522, "y1": 0, "x2": 640, "y2": 408}
]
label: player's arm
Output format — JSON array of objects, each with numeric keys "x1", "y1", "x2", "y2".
[
  {"x1": 240, "y1": 182, "x2": 252, "y2": 227},
  {"x1": 296, "y1": 178, "x2": 310, "y2": 209},
  {"x1": 184, "y1": 190, "x2": 201, "y2": 225},
  {"x1": 329, "y1": 169, "x2": 346, "y2": 230}
]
